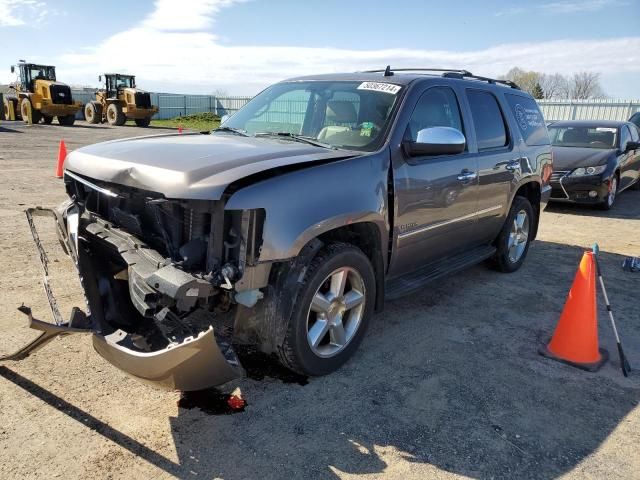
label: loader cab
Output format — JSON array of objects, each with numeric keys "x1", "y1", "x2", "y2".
[
  {"x1": 103, "y1": 74, "x2": 136, "y2": 99},
  {"x1": 14, "y1": 63, "x2": 56, "y2": 92}
]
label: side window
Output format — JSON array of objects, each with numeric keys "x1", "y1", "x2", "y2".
[
  {"x1": 406, "y1": 87, "x2": 464, "y2": 144},
  {"x1": 505, "y1": 93, "x2": 550, "y2": 146},
  {"x1": 466, "y1": 90, "x2": 508, "y2": 151},
  {"x1": 629, "y1": 123, "x2": 640, "y2": 143},
  {"x1": 620, "y1": 126, "x2": 631, "y2": 150}
]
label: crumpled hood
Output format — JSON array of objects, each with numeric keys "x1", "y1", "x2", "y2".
[
  {"x1": 552, "y1": 146, "x2": 615, "y2": 170},
  {"x1": 65, "y1": 133, "x2": 356, "y2": 199}
]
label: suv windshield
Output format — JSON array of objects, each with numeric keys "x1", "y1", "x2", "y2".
[
  {"x1": 221, "y1": 81, "x2": 403, "y2": 151},
  {"x1": 548, "y1": 125, "x2": 618, "y2": 149}
]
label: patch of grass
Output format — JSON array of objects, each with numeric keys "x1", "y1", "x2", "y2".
[{"x1": 151, "y1": 112, "x2": 221, "y2": 132}]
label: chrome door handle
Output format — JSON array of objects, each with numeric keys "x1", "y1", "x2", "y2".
[
  {"x1": 505, "y1": 159, "x2": 521, "y2": 171},
  {"x1": 457, "y1": 170, "x2": 477, "y2": 182}
]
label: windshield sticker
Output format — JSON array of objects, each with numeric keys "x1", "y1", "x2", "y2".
[
  {"x1": 514, "y1": 103, "x2": 544, "y2": 131},
  {"x1": 595, "y1": 128, "x2": 617, "y2": 133},
  {"x1": 357, "y1": 82, "x2": 401, "y2": 94}
]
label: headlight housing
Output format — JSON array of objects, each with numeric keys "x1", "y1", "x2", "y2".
[{"x1": 570, "y1": 165, "x2": 607, "y2": 176}]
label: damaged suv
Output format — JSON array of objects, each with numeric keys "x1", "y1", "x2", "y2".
[{"x1": 5, "y1": 68, "x2": 552, "y2": 391}]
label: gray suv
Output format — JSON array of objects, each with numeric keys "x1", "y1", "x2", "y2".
[{"x1": 7, "y1": 68, "x2": 552, "y2": 391}]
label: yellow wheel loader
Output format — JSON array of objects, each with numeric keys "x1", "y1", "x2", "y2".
[
  {"x1": 4, "y1": 61, "x2": 81, "y2": 125},
  {"x1": 85, "y1": 74, "x2": 158, "y2": 127}
]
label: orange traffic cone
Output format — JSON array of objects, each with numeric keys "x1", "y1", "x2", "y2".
[
  {"x1": 539, "y1": 251, "x2": 608, "y2": 371},
  {"x1": 55, "y1": 140, "x2": 67, "y2": 178},
  {"x1": 178, "y1": 125, "x2": 183, "y2": 134}
]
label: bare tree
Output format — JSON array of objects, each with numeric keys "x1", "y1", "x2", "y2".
[
  {"x1": 539, "y1": 73, "x2": 570, "y2": 99},
  {"x1": 569, "y1": 72, "x2": 605, "y2": 99},
  {"x1": 501, "y1": 68, "x2": 606, "y2": 99}
]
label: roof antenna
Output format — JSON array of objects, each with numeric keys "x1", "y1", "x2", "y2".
[{"x1": 384, "y1": 65, "x2": 393, "y2": 77}]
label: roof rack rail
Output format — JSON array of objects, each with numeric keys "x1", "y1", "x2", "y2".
[{"x1": 362, "y1": 66, "x2": 520, "y2": 89}]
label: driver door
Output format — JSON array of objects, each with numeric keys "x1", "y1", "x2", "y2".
[{"x1": 390, "y1": 86, "x2": 479, "y2": 276}]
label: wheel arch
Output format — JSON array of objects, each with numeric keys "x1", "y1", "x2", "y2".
[{"x1": 512, "y1": 180, "x2": 541, "y2": 239}]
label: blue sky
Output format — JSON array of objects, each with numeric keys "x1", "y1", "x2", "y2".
[{"x1": 1, "y1": 0, "x2": 639, "y2": 97}]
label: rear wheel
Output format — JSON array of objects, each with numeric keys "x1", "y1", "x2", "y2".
[
  {"x1": 85, "y1": 102, "x2": 102, "y2": 124},
  {"x1": 20, "y1": 98, "x2": 41, "y2": 124},
  {"x1": 106, "y1": 103, "x2": 125, "y2": 126},
  {"x1": 278, "y1": 243, "x2": 375, "y2": 376},
  {"x1": 134, "y1": 117, "x2": 151, "y2": 127},
  {"x1": 58, "y1": 114, "x2": 76, "y2": 126},
  {"x1": 489, "y1": 196, "x2": 534, "y2": 273},
  {"x1": 42, "y1": 115, "x2": 53, "y2": 124}
]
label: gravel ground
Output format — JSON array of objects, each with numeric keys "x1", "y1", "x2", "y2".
[{"x1": 0, "y1": 120, "x2": 639, "y2": 480}]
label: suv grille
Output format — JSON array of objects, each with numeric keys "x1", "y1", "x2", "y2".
[
  {"x1": 135, "y1": 92, "x2": 151, "y2": 109},
  {"x1": 50, "y1": 84, "x2": 72, "y2": 105}
]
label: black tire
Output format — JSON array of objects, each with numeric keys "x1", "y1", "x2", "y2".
[
  {"x1": 278, "y1": 243, "x2": 376, "y2": 376},
  {"x1": 600, "y1": 174, "x2": 618, "y2": 210},
  {"x1": 42, "y1": 115, "x2": 53, "y2": 124},
  {"x1": 134, "y1": 117, "x2": 151, "y2": 127},
  {"x1": 58, "y1": 114, "x2": 76, "y2": 126},
  {"x1": 106, "y1": 103, "x2": 125, "y2": 126},
  {"x1": 489, "y1": 196, "x2": 534, "y2": 273},
  {"x1": 20, "y1": 97, "x2": 41, "y2": 124},
  {"x1": 85, "y1": 102, "x2": 102, "y2": 124}
]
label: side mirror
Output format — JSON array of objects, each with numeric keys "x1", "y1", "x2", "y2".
[
  {"x1": 625, "y1": 141, "x2": 639, "y2": 152},
  {"x1": 10, "y1": 66, "x2": 14, "y2": 73},
  {"x1": 220, "y1": 114, "x2": 230, "y2": 124},
  {"x1": 403, "y1": 127, "x2": 466, "y2": 157},
  {"x1": 98, "y1": 75, "x2": 102, "y2": 82}
]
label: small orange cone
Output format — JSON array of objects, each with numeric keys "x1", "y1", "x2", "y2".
[
  {"x1": 539, "y1": 251, "x2": 608, "y2": 371},
  {"x1": 178, "y1": 125, "x2": 183, "y2": 134},
  {"x1": 55, "y1": 140, "x2": 67, "y2": 178}
]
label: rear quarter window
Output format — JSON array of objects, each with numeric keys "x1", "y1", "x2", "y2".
[{"x1": 505, "y1": 94, "x2": 550, "y2": 146}]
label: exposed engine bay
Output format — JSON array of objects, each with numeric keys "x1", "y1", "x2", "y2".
[{"x1": 7, "y1": 171, "x2": 272, "y2": 390}]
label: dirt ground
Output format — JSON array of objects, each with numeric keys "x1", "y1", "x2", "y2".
[{"x1": 0, "y1": 120, "x2": 639, "y2": 480}]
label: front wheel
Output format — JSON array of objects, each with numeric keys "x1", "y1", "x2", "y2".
[
  {"x1": 600, "y1": 175, "x2": 618, "y2": 210},
  {"x1": 489, "y1": 196, "x2": 534, "y2": 273},
  {"x1": 278, "y1": 243, "x2": 376, "y2": 376}
]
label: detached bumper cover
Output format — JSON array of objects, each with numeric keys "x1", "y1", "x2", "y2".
[
  {"x1": 3, "y1": 205, "x2": 244, "y2": 391},
  {"x1": 93, "y1": 327, "x2": 242, "y2": 391}
]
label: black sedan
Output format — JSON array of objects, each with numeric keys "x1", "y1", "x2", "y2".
[{"x1": 548, "y1": 120, "x2": 640, "y2": 209}]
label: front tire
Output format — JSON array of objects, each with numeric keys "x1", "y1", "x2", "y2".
[
  {"x1": 600, "y1": 175, "x2": 618, "y2": 210},
  {"x1": 278, "y1": 243, "x2": 376, "y2": 376},
  {"x1": 489, "y1": 196, "x2": 534, "y2": 273}
]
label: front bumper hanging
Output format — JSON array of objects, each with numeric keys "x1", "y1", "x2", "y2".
[{"x1": 1, "y1": 205, "x2": 244, "y2": 391}]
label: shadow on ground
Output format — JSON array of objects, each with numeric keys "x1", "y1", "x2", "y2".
[{"x1": 2, "y1": 241, "x2": 639, "y2": 479}]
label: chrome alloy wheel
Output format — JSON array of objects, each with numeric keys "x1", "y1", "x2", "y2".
[
  {"x1": 306, "y1": 267, "x2": 366, "y2": 358},
  {"x1": 508, "y1": 209, "x2": 530, "y2": 263}
]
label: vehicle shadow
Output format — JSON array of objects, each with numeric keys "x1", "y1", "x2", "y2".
[
  {"x1": 545, "y1": 188, "x2": 640, "y2": 220},
  {"x1": 2, "y1": 241, "x2": 639, "y2": 479},
  {"x1": 0, "y1": 125, "x2": 24, "y2": 133}
]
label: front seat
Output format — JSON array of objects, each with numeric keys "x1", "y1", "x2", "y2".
[{"x1": 317, "y1": 101, "x2": 358, "y2": 141}]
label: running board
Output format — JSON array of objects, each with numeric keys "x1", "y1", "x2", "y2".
[{"x1": 385, "y1": 245, "x2": 496, "y2": 301}]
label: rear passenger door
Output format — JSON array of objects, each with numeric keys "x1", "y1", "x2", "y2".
[
  {"x1": 463, "y1": 89, "x2": 520, "y2": 242},
  {"x1": 390, "y1": 86, "x2": 479, "y2": 275}
]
